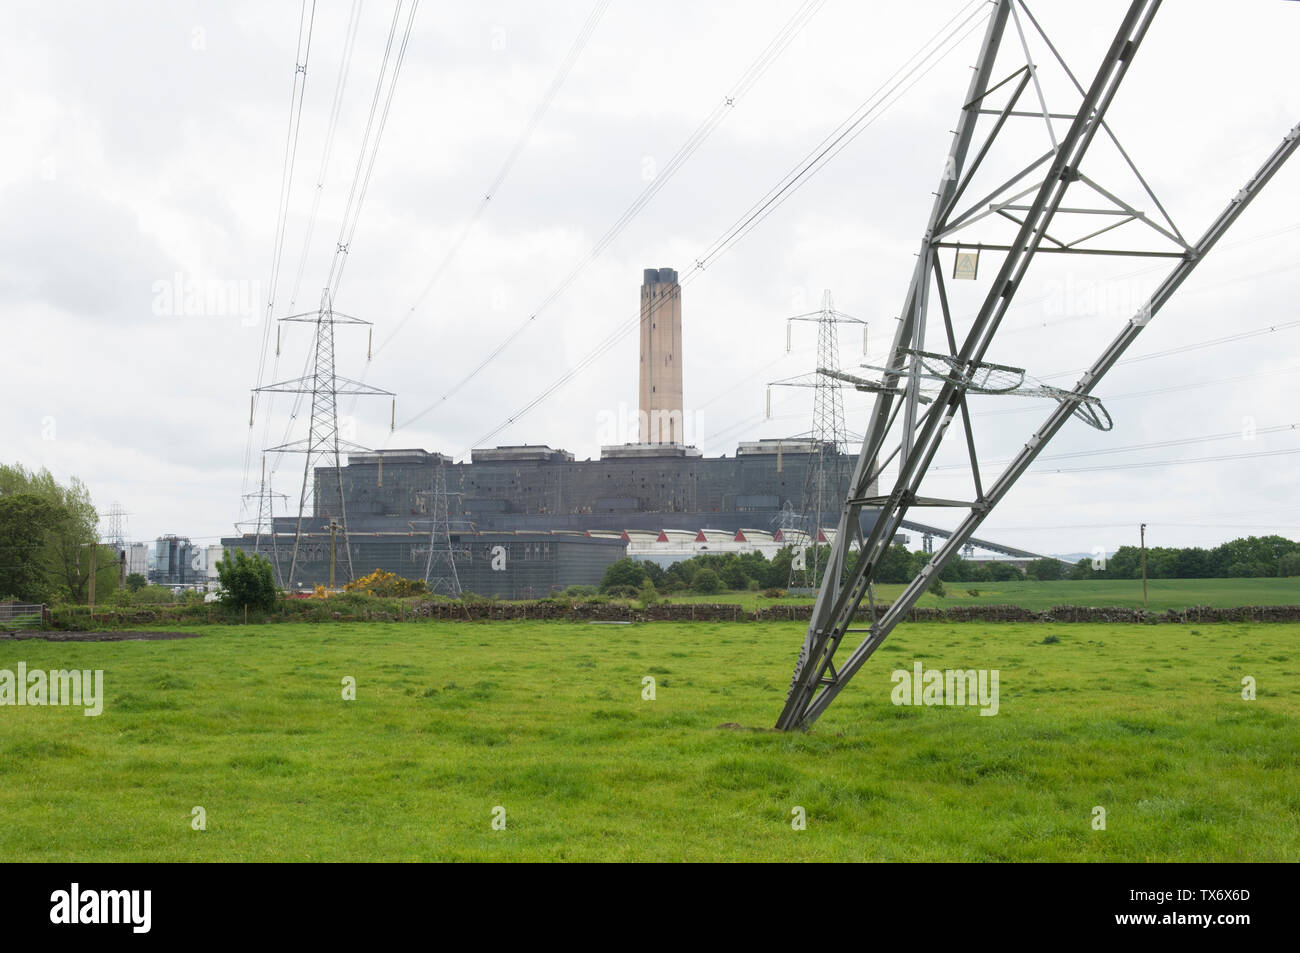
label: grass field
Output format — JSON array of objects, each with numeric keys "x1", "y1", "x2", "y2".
[
  {"x1": 666, "y1": 576, "x2": 1300, "y2": 612},
  {"x1": 1, "y1": 619, "x2": 1296, "y2": 861}
]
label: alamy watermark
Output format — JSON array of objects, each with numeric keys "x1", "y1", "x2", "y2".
[
  {"x1": 151, "y1": 273, "x2": 262, "y2": 325},
  {"x1": 891, "y1": 661, "x2": 999, "y2": 716},
  {"x1": 595, "y1": 403, "x2": 704, "y2": 446},
  {"x1": 0, "y1": 664, "x2": 103, "y2": 716},
  {"x1": 50, "y1": 883, "x2": 150, "y2": 933}
]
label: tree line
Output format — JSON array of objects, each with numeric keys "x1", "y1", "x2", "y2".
[{"x1": 600, "y1": 533, "x2": 1300, "y2": 595}]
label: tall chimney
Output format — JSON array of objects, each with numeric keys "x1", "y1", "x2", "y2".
[{"x1": 638, "y1": 267, "x2": 683, "y2": 444}]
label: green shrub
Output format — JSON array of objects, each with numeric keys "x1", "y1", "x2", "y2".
[
  {"x1": 214, "y1": 549, "x2": 278, "y2": 613},
  {"x1": 692, "y1": 569, "x2": 723, "y2": 594},
  {"x1": 600, "y1": 558, "x2": 649, "y2": 593}
]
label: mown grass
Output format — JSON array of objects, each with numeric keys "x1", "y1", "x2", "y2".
[
  {"x1": 666, "y1": 576, "x2": 1300, "y2": 612},
  {"x1": 0, "y1": 619, "x2": 1296, "y2": 861}
]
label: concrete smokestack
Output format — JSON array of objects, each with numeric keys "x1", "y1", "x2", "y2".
[{"x1": 638, "y1": 267, "x2": 683, "y2": 444}]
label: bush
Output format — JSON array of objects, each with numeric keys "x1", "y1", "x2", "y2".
[
  {"x1": 214, "y1": 549, "x2": 278, "y2": 612},
  {"x1": 604, "y1": 584, "x2": 639, "y2": 599},
  {"x1": 930, "y1": 578, "x2": 946, "y2": 598},
  {"x1": 563, "y1": 584, "x2": 599, "y2": 598},
  {"x1": 635, "y1": 579, "x2": 661, "y2": 608},
  {"x1": 763, "y1": 587, "x2": 786, "y2": 599},
  {"x1": 345, "y1": 568, "x2": 427, "y2": 598},
  {"x1": 600, "y1": 558, "x2": 648, "y2": 593},
  {"x1": 125, "y1": 573, "x2": 147, "y2": 593},
  {"x1": 692, "y1": 568, "x2": 723, "y2": 594}
]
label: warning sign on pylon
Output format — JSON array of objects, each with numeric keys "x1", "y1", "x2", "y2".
[{"x1": 953, "y1": 247, "x2": 979, "y2": 280}]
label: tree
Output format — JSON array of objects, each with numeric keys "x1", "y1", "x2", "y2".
[
  {"x1": 985, "y1": 561, "x2": 1024, "y2": 582},
  {"x1": 1278, "y1": 552, "x2": 1300, "y2": 578},
  {"x1": 0, "y1": 463, "x2": 104, "y2": 603},
  {"x1": 692, "y1": 568, "x2": 723, "y2": 594},
  {"x1": 0, "y1": 494, "x2": 59, "y2": 602},
  {"x1": 125, "y1": 573, "x2": 148, "y2": 592},
  {"x1": 875, "y1": 544, "x2": 915, "y2": 584},
  {"x1": 720, "y1": 562, "x2": 749, "y2": 591},
  {"x1": 1068, "y1": 557, "x2": 1095, "y2": 580},
  {"x1": 642, "y1": 560, "x2": 666, "y2": 588},
  {"x1": 214, "y1": 549, "x2": 278, "y2": 612},
  {"x1": 600, "y1": 557, "x2": 649, "y2": 593},
  {"x1": 1026, "y1": 557, "x2": 1064, "y2": 581}
]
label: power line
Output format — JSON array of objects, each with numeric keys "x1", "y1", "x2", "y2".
[
  {"x1": 267, "y1": 0, "x2": 419, "y2": 487},
  {"x1": 931, "y1": 422, "x2": 1298, "y2": 470},
  {"x1": 241, "y1": 0, "x2": 317, "y2": 505},
  {"x1": 455, "y1": 0, "x2": 990, "y2": 451},
  {"x1": 287, "y1": 0, "x2": 365, "y2": 314},
  {"x1": 324, "y1": 0, "x2": 420, "y2": 298},
  {"x1": 254, "y1": 0, "x2": 365, "y2": 513},
  {"x1": 395, "y1": 0, "x2": 834, "y2": 431},
  {"x1": 1040, "y1": 317, "x2": 1300, "y2": 380},
  {"x1": 1029, "y1": 445, "x2": 1300, "y2": 474},
  {"x1": 373, "y1": 0, "x2": 615, "y2": 359},
  {"x1": 973, "y1": 363, "x2": 1300, "y2": 418}
]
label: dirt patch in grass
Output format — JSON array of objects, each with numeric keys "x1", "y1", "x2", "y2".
[{"x1": 0, "y1": 630, "x2": 202, "y2": 642}]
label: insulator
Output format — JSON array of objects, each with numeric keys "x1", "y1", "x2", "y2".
[
  {"x1": 249, "y1": 394, "x2": 254, "y2": 426},
  {"x1": 786, "y1": 322, "x2": 791, "y2": 353},
  {"x1": 765, "y1": 386, "x2": 771, "y2": 419},
  {"x1": 863, "y1": 325, "x2": 868, "y2": 355},
  {"x1": 276, "y1": 325, "x2": 280, "y2": 356}
]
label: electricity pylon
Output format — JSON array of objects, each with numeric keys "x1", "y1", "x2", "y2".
[
  {"x1": 422, "y1": 456, "x2": 464, "y2": 597},
  {"x1": 253, "y1": 288, "x2": 394, "y2": 589},
  {"x1": 767, "y1": 290, "x2": 866, "y2": 590},
  {"x1": 776, "y1": 0, "x2": 1300, "y2": 730},
  {"x1": 238, "y1": 455, "x2": 290, "y2": 587},
  {"x1": 101, "y1": 502, "x2": 130, "y2": 553}
]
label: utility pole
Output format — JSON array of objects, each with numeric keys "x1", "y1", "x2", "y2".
[{"x1": 1140, "y1": 523, "x2": 1148, "y2": 609}]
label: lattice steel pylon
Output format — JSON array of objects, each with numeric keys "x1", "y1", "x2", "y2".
[
  {"x1": 776, "y1": 0, "x2": 1300, "y2": 730},
  {"x1": 767, "y1": 291, "x2": 867, "y2": 589},
  {"x1": 422, "y1": 456, "x2": 463, "y2": 597},
  {"x1": 101, "y1": 502, "x2": 129, "y2": 553},
  {"x1": 239, "y1": 455, "x2": 290, "y2": 587},
  {"x1": 253, "y1": 288, "x2": 394, "y2": 589}
]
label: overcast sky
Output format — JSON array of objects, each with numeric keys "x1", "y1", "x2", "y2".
[{"x1": 2, "y1": 0, "x2": 1297, "y2": 558}]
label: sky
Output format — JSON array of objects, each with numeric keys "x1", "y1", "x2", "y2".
[{"x1": 1, "y1": 0, "x2": 1297, "y2": 559}]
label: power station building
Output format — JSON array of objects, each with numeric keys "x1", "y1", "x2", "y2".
[{"x1": 222, "y1": 266, "x2": 862, "y2": 593}]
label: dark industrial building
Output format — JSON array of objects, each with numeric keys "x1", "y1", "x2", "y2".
[
  {"x1": 221, "y1": 438, "x2": 852, "y2": 594},
  {"x1": 222, "y1": 266, "x2": 1039, "y2": 593}
]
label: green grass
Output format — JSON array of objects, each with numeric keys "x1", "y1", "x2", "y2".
[
  {"x1": 667, "y1": 576, "x2": 1300, "y2": 612},
  {"x1": 1, "y1": 619, "x2": 1296, "y2": 861}
]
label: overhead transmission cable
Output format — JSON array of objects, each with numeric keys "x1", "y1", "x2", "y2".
[
  {"x1": 373, "y1": 0, "x2": 615, "y2": 358},
  {"x1": 394, "y1": 0, "x2": 833, "y2": 430},
  {"x1": 267, "y1": 0, "x2": 420, "y2": 484},
  {"x1": 256, "y1": 0, "x2": 364, "y2": 492},
  {"x1": 456, "y1": 0, "x2": 990, "y2": 452},
  {"x1": 240, "y1": 0, "x2": 316, "y2": 506}
]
